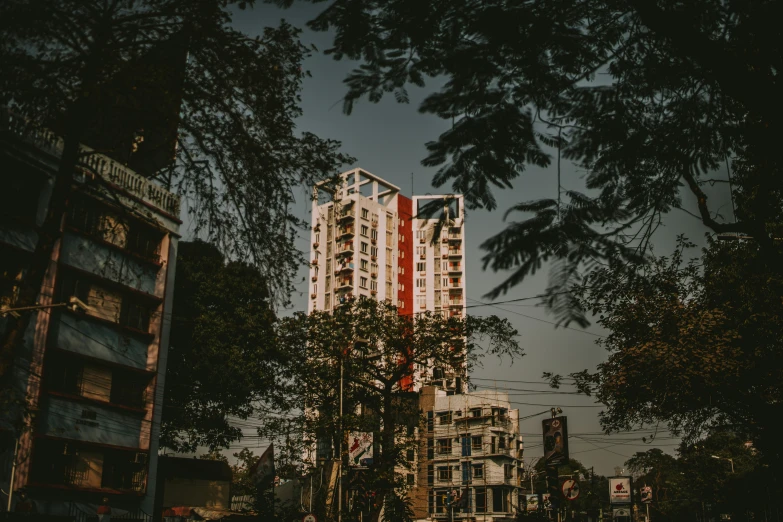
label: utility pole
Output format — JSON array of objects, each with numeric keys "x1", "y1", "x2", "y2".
[
  {"x1": 6, "y1": 437, "x2": 19, "y2": 512},
  {"x1": 337, "y1": 360, "x2": 344, "y2": 522}
]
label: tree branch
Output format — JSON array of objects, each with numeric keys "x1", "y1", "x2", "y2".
[
  {"x1": 680, "y1": 169, "x2": 747, "y2": 235},
  {"x1": 628, "y1": 0, "x2": 780, "y2": 125}
]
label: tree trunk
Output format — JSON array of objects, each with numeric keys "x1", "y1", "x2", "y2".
[{"x1": 370, "y1": 386, "x2": 397, "y2": 522}]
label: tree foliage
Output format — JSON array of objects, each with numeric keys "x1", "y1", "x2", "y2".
[
  {"x1": 261, "y1": 298, "x2": 522, "y2": 522},
  {"x1": 293, "y1": 0, "x2": 783, "y2": 325},
  {"x1": 162, "y1": 240, "x2": 294, "y2": 452},
  {"x1": 561, "y1": 236, "x2": 783, "y2": 467},
  {"x1": 625, "y1": 432, "x2": 769, "y2": 522},
  {"x1": 0, "y1": 0, "x2": 352, "y2": 385}
]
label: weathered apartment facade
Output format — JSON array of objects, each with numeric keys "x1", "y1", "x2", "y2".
[
  {"x1": 414, "y1": 389, "x2": 524, "y2": 521},
  {"x1": 0, "y1": 110, "x2": 180, "y2": 518}
]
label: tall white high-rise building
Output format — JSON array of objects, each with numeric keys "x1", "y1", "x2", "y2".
[
  {"x1": 308, "y1": 168, "x2": 467, "y2": 392},
  {"x1": 306, "y1": 169, "x2": 512, "y2": 521}
]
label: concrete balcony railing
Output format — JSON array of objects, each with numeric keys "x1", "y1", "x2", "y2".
[{"x1": 3, "y1": 109, "x2": 181, "y2": 217}]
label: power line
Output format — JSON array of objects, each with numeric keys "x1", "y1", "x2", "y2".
[{"x1": 466, "y1": 297, "x2": 605, "y2": 339}]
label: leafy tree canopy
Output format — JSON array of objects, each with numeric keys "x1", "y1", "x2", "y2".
[
  {"x1": 625, "y1": 432, "x2": 768, "y2": 522},
  {"x1": 0, "y1": 0, "x2": 352, "y2": 312},
  {"x1": 261, "y1": 298, "x2": 522, "y2": 522},
  {"x1": 558, "y1": 236, "x2": 783, "y2": 467},
  {"x1": 162, "y1": 240, "x2": 295, "y2": 452},
  {"x1": 289, "y1": 0, "x2": 783, "y2": 325}
]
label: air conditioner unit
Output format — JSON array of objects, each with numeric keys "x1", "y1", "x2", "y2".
[{"x1": 419, "y1": 238, "x2": 425, "y2": 244}]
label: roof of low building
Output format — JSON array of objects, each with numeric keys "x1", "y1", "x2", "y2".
[{"x1": 159, "y1": 455, "x2": 232, "y2": 482}]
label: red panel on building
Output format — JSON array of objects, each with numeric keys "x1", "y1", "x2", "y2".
[
  {"x1": 397, "y1": 195, "x2": 414, "y2": 312},
  {"x1": 397, "y1": 195, "x2": 415, "y2": 391}
]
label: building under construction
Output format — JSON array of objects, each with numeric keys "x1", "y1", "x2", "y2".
[{"x1": 413, "y1": 388, "x2": 524, "y2": 521}]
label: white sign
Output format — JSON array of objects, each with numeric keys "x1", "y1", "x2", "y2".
[
  {"x1": 562, "y1": 479, "x2": 580, "y2": 501},
  {"x1": 609, "y1": 477, "x2": 632, "y2": 504},
  {"x1": 526, "y1": 494, "x2": 540, "y2": 511},
  {"x1": 348, "y1": 432, "x2": 373, "y2": 467},
  {"x1": 302, "y1": 514, "x2": 317, "y2": 522},
  {"x1": 613, "y1": 508, "x2": 631, "y2": 518}
]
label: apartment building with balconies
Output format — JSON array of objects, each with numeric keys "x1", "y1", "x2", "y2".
[
  {"x1": 414, "y1": 388, "x2": 523, "y2": 521},
  {"x1": 410, "y1": 195, "x2": 466, "y2": 394},
  {"x1": 0, "y1": 109, "x2": 180, "y2": 518},
  {"x1": 309, "y1": 172, "x2": 467, "y2": 395}
]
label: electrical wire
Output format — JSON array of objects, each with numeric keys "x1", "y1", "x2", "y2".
[{"x1": 466, "y1": 297, "x2": 605, "y2": 338}]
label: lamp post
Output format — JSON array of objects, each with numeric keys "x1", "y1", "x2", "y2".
[{"x1": 710, "y1": 455, "x2": 735, "y2": 473}]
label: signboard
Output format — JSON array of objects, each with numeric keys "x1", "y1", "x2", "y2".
[
  {"x1": 613, "y1": 508, "x2": 631, "y2": 519},
  {"x1": 302, "y1": 515, "x2": 317, "y2": 522},
  {"x1": 609, "y1": 477, "x2": 633, "y2": 504},
  {"x1": 542, "y1": 416, "x2": 569, "y2": 465},
  {"x1": 348, "y1": 432, "x2": 373, "y2": 467},
  {"x1": 526, "y1": 494, "x2": 540, "y2": 512},
  {"x1": 562, "y1": 479, "x2": 581, "y2": 501},
  {"x1": 542, "y1": 494, "x2": 552, "y2": 511},
  {"x1": 641, "y1": 485, "x2": 652, "y2": 504}
]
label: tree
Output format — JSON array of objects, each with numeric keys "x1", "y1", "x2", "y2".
[
  {"x1": 558, "y1": 236, "x2": 783, "y2": 468},
  {"x1": 228, "y1": 448, "x2": 262, "y2": 499},
  {"x1": 0, "y1": 0, "x2": 352, "y2": 386},
  {"x1": 625, "y1": 449, "x2": 686, "y2": 521},
  {"x1": 289, "y1": 0, "x2": 783, "y2": 325},
  {"x1": 625, "y1": 432, "x2": 768, "y2": 522},
  {"x1": 162, "y1": 240, "x2": 298, "y2": 452},
  {"x1": 264, "y1": 298, "x2": 522, "y2": 522}
]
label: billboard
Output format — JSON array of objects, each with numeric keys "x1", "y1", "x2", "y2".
[
  {"x1": 609, "y1": 477, "x2": 633, "y2": 504},
  {"x1": 348, "y1": 432, "x2": 373, "y2": 467},
  {"x1": 542, "y1": 416, "x2": 569, "y2": 465},
  {"x1": 526, "y1": 494, "x2": 540, "y2": 512}
]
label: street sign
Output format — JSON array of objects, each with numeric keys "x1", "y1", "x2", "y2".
[
  {"x1": 562, "y1": 479, "x2": 581, "y2": 501},
  {"x1": 641, "y1": 485, "x2": 652, "y2": 503},
  {"x1": 348, "y1": 432, "x2": 373, "y2": 468},
  {"x1": 302, "y1": 514, "x2": 317, "y2": 522},
  {"x1": 526, "y1": 494, "x2": 540, "y2": 511},
  {"x1": 609, "y1": 477, "x2": 633, "y2": 504}
]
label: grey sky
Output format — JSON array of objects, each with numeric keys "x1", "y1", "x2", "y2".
[{"x1": 220, "y1": 2, "x2": 733, "y2": 476}]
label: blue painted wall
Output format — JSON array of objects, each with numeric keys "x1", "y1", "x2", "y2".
[
  {"x1": 54, "y1": 313, "x2": 150, "y2": 370},
  {"x1": 60, "y1": 233, "x2": 162, "y2": 297},
  {"x1": 38, "y1": 396, "x2": 146, "y2": 449}
]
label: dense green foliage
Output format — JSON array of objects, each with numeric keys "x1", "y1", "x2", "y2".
[
  {"x1": 162, "y1": 240, "x2": 293, "y2": 452},
  {"x1": 557, "y1": 236, "x2": 783, "y2": 467},
  {"x1": 626, "y1": 432, "x2": 770, "y2": 522},
  {"x1": 0, "y1": 0, "x2": 351, "y2": 394},
  {"x1": 261, "y1": 298, "x2": 522, "y2": 522},
  {"x1": 294, "y1": 0, "x2": 783, "y2": 325}
]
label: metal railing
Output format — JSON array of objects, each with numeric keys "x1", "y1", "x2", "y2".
[{"x1": 3, "y1": 109, "x2": 180, "y2": 217}]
